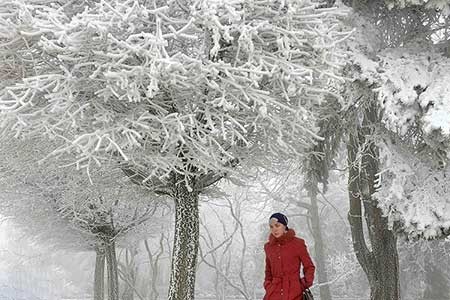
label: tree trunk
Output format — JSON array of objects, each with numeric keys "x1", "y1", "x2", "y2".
[
  {"x1": 94, "y1": 245, "x2": 105, "y2": 300},
  {"x1": 122, "y1": 248, "x2": 137, "y2": 300},
  {"x1": 144, "y1": 238, "x2": 163, "y2": 300},
  {"x1": 168, "y1": 186, "x2": 200, "y2": 300},
  {"x1": 308, "y1": 186, "x2": 332, "y2": 300},
  {"x1": 347, "y1": 103, "x2": 400, "y2": 300},
  {"x1": 106, "y1": 240, "x2": 120, "y2": 300}
]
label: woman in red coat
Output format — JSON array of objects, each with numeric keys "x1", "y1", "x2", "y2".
[{"x1": 263, "y1": 213, "x2": 315, "y2": 300}]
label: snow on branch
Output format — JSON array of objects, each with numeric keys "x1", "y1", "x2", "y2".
[
  {"x1": 0, "y1": 136, "x2": 165, "y2": 250},
  {"x1": 0, "y1": 0, "x2": 349, "y2": 183},
  {"x1": 375, "y1": 138, "x2": 450, "y2": 239},
  {"x1": 350, "y1": 45, "x2": 450, "y2": 155},
  {"x1": 384, "y1": 0, "x2": 450, "y2": 13},
  {"x1": 347, "y1": 41, "x2": 450, "y2": 239}
]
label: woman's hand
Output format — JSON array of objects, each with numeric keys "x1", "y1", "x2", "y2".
[{"x1": 300, "y1": 277, "x2": 311, "y2": 289}]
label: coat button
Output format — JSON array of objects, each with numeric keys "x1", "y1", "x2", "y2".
[{"x1": 278, "y1": 256, "x2": 281, "y2": 259}]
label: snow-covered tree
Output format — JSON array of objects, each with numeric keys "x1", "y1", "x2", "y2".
[
  {"x1": 0, "y1": 1, "x2": 348, "y2": 298},
  {"x1": 338, "y1": 1, "x2": 450, "y2": 299},
  {"x1": 0, "y1": 137, "x2": 165, "y2": 300},
  {"x1": 347, "y1": 10, "x2": 450, "y2": 240}
]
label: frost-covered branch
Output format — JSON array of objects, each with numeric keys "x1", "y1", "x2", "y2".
[
  {"x1": 0, "y1": 0, "x2": 349, "y2": 187},
  {"x1": 0, "y1": 136, "x2": 165, "y2": 249}
]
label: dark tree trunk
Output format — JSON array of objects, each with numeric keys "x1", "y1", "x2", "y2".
[
  {"x1": 121, "y1": 165, "x2": 202, "y2": 300},
  {"x1": 308, "y1": 185, "x2": 332, "y2": 300},
  {"x1": 168, "y1": 185, "x2": 199, "y2": 300},
  {"x1": 106, "y1": 240, "x2": 120, "y2": 300},
  {"x1": 347, "y1": 103, "x2": 400, "y2": 300},
  {"x1": 94, "y1": 245, "x2": 105, "y2": 300}
]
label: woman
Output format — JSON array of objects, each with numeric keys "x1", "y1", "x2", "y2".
[{"x1": 263, "y1": 213, "x2": 315, "y2": 300}]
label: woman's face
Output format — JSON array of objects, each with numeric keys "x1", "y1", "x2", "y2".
[{"x1": 270, "y1": 220, "x2": 287, "y2": 238}]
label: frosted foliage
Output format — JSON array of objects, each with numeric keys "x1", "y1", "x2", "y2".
[
  {"x1": 375, "y1": 141, "x2": 450, "y2": 239},
  {"x1": 352, "y1": 47, "x2": 450, "y2": 152},
  {"x1": 385, "y1": 0, "x2": 450, "y2": 13},
  {"x1": 0, "y1": 137, "x2": 161, "y2": 249},
  {"x1": 0, "y1": 0, "x2": 347, "y2": 180}
]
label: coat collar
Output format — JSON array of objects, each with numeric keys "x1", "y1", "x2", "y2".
[{"x1": 268, "y1": 228, "x2": 296, "y2": 245}]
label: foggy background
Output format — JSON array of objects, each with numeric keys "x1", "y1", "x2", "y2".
[{"x1": 1, "y1": 167, "x2": 448, "y2": 300}]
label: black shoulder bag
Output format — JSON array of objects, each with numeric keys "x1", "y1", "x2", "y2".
[{"x1": 303, "y1": 288, "x2": 314, "y2": 300}]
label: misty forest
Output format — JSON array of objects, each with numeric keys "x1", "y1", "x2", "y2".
[{"x1": 1, "y1": 0, "x2": 450, "y2": 299}]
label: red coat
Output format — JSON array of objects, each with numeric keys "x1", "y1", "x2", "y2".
[{"x1": 263, "y1": 229, "x2": 315, "y2": 300}]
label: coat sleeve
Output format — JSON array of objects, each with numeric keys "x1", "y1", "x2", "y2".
[
  {"x1": 263, "y1": 244, "x2": 272, "y2": 291},
  {"x1": 299, "y1": 239, "x2": 315, "y2": 288}
]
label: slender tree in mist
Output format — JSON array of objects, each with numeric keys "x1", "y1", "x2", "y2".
[
  {"x1": 0, "y1": 1, "x2": 348, "y2": 298},
  {"x1": 118, "y1": 246, "x2": 139, "y2": 300},
  {"x1": 298, "y1": 2, "x2": 342, "y2": 299},
  {"x1": 301, "y1": 96, "x2": 344, "y2": 300},
  {"x1": 143, "y1": 231, "x2": 169, "y2": 300},
  {"x1": 198, "y1": 193, "x2": 257, "y2": 300},
  {"x1": 0, "y1": 138, "x2": 164, "y2": 300}
]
